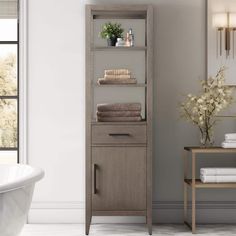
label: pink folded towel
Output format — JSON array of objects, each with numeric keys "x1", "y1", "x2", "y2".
[
  {"x1": 104, "y1": 69, "x2": 131, "y2": 75},
  {"x1": 104, "y1": 75, "x2": 132, "y2": 79}
]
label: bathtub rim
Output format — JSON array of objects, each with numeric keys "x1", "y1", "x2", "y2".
[{"x1": 0, "y1": 164, "x2": 44, "y2": 193}]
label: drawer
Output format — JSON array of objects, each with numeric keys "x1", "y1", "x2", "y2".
[{"x1": 92, "y1": 125, "x2": 146, "y2": 144}]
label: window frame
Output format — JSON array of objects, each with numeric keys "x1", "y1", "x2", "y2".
[
  {"x1": 0, "y1": 0, "x2": 29, "y2": 165},
  {"x1": 0, "y1": 16, "x2": 19, "y2": 162}
]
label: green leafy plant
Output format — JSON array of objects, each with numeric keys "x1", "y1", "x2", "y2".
[{"x1": 99, "y1": 22, "x2": 124, "y2": 39}]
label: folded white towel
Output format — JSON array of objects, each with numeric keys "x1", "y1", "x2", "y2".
[
  {"x1": 223, "y1": 140, "x2": 236, "y2": 143},
  {"x1": 201, "y1": 175, "x2": 236, "y2": 183},
  {"x1": 200, "y1": 168, "x2": 236, "y2": 176},
  {"x1": 225, "y1": 133, "x2": 236, "y2": 140},
  {"x1": 222, "y1": 142, "x2": 236, "y2": 148}
]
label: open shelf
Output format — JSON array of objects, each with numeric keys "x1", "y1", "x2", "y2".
[
  {"x1": 91, "y1": 120, "x2": 147, "y2": 125},
  {"x1": 93, "y1": 83, "x2": 147, "y2": 88},
  {"x1": 92, "y1": 12, "x2": 146, "y2": 20},
  {"x1": 93, "y1": 46, "x2": 147, "y2": 51},
  {"x1": 184, "y1": 179, "x2": 236, "y2": 188}
]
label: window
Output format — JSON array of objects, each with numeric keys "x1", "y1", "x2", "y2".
[{"x1": 0, "y1": 0, "x2": 18, "y2": 164}]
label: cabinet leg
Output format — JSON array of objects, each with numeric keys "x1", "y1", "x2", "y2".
[
  {"x1": 147, "y1": 214, "x2": 152, "y2": 235},
  {"x1": 85, "y1": 214, "x2": 91, "y2": 235}
]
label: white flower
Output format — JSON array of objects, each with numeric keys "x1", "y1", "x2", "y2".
[{"x1": 180, "y1": 67, "x2": 233, "y2": 132}]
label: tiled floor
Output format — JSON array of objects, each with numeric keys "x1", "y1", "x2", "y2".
[{"x1": 20, "y1": 224, "x2": 236, "y2": 236}]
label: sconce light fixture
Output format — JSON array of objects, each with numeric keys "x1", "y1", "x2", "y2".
[{"x1": 213, "y1": 12, "x2": 236, "y2": 58}]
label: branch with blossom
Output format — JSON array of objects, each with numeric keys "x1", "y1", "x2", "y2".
[{"x1": 180, "y1": 67, "x2": 234, "y2": 145}]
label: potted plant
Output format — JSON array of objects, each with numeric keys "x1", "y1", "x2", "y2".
[
  {"x1": 99, "y1": 22, "x2": 124, "y2": 46},
  {"x1": 180, "y1": 67, "x2": 234, "y2": 146}
]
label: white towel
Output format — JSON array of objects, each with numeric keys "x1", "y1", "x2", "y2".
[
  {"x1": 222, "y1": 142, "x2": 236, "y2": 148},
  {"x1": 223, "y1": 140, "x2": 236, "y2": 143},
  {"x1": 200, "y1": 168, "x2": 236, "y2": 176},
  {"x1": 201, "y1": 175, "x2": 236, "y2": 183},
  {"x1": 225, "y1": 133, "x2": 236, "y2": 140}
]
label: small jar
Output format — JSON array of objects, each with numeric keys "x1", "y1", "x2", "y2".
[{"x1": 116, "y1": 38, "x2": 125, "y2": 47}]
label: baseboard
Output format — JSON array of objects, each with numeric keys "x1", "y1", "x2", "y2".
[
  {"x1": 153, "y1": 201, "x2": 236, "y2": 223},
  {"x1": 28, "y1": 201, "x2": 85, "y2": 224},
  {"x1": 28, "y1": 201, "x2": 236, "y2": 224}
]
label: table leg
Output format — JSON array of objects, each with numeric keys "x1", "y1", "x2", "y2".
[
  {"x1": 183, "y1": 150, "x2": 188, "y2": 222},
  {"x1": 192, "y1": 152, "x2": 196, "y2": 234},
  {"x1": 184, "y1": 182, "x2": 188, "y2": 222}
]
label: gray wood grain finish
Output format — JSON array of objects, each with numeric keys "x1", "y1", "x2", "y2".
[
  {"x1": 92, "y1": 211, "x2": 146, "y2": 216},
  {"x1": 89, "y1": 4, "x2": 149, "y2": 12},
  {"x1": 92, "y1": 146, "x2": 146, "y2": 211},
  {"x1": 92, "y1": 125, "x2": 146, "y2": 144},
  {"x1": 146, "y1": 5, "x2": 154, "y2": 235},
  {"x1": 86, "y1": 4, "x2": 153, "y2": 235},
  {"x1": 91, "y1": 121, "x2": 147, "y2": 125},
  {"x1": 85, "y1": 5, "x2": 92, "y2": 235}
]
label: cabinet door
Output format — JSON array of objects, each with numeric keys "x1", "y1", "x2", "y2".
[{"x1": 92, "y1": 146, "x2": 146, "y2": 211}]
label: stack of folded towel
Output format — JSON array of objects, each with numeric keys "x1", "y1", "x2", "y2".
[
  {"x1": 96, "y1": 103, "x2": 142, "y2": 122},
  {"x1": 97, "y1": 69, "x2": 137, "y2": 85},
  {"x1": 222, "y1": 133, "x2": 236, "y2": 148},
  {"x1": 200, "y1": 168, "x2": 236, "y2": 183}
]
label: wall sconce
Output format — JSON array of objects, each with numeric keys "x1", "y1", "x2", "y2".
[{"x1": 213, "y1": 12, "x2": 236, "y2": 58}]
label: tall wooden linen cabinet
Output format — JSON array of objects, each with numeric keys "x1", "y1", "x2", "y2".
[{"x1": 85, "y1": 5, "x2": 153, "y2": 235}]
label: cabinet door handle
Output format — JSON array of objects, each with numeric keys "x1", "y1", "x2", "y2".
[
  {"x1": 94, "y1": 164, "x2": 98, "y2": 194},
  {"x1": 108, "y1": 133, "x2": 130, "y2": 136}
]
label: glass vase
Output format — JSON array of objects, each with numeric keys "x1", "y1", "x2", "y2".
[{"x1": 200, "y1": 128, "x2": 214, "y2": 147}]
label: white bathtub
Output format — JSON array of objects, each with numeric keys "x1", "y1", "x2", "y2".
[{"x1": 0, "y1": 164, "x2": 44, "y2": 236}]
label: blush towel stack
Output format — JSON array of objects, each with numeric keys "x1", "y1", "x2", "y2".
[
  {"x1": 222, "y1": 133, "x2": 236, "y2": 148},
  {"x1": 200, "y1": 168, "x2": 236, "y2": 183},
  {"x1": 97, "y1": 69, "x2": 137, "y2": 85},
  {"x1": 96, "y1": 103, "x2": 142, "y2": 122}
]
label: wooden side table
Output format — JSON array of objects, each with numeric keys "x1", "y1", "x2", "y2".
[{"x1": 183, "y1": 146, "x2": 236, "y2": 234}]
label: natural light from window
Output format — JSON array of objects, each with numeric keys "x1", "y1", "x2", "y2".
[{"x1": 0, "y1": 18, "x2": 18, "y2": 164}]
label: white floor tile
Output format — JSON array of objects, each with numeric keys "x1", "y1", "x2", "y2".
[{"x1": 20, "y1": 224, "x2": 236, "y2": 236}]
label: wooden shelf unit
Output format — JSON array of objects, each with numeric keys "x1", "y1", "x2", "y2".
[
  {"x1": 183, "y1": 146, "x2": 236, "y2": 234},
  {"x1": 86, "y1": 4, "x2": 153, "y2": 235}
]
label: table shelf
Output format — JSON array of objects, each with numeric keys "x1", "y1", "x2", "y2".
[
  {"x1": 184, "y1": 146, "x2": 236, "y2": 153},
  {"x1": 183, "y1": 146, "x2": 236, "y2": 234},
  {"x1": 184, "y1": 179, "x2": 236, "y2": 188}
]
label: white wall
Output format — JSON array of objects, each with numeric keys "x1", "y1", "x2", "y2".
[
  {"x1": 27, "y1": 0, "x2": 236, "y2": 224},
  {"x1": 208, "y1": 0, "x2": 236, "y2": 116},
  {"x1": 27, "y1": 0, "x2": 85, "y2": 222},
  {"x1": 208, "y1": 0, "x2": 236, "y2": 86}
]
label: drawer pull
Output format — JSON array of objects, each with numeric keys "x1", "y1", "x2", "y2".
[
  {"x1": 94, "y1": 164, "x2": 98, "y2": 194},
  {"x1": 108, "y1": 133, "x2": 130, "y2": 137}
]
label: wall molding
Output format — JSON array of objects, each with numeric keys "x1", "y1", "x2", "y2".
[
  {"x1": 153, "y1": 201, "x2": 236, "y2": 209},
  {"x1": 28, "y1": 200, "x2": 236, "y2": 224},
  {"x1": 19, "y1": 0, "x2": 28, "y2": 164}
]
